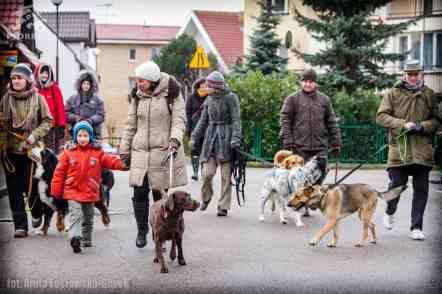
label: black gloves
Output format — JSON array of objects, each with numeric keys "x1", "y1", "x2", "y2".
[
  {"x1": 169, "y1": 138, "x2": 180, "y2": 157},
  {"x1": 404, "y1": 122, "x2": 424, "y2": 135},
  {"x1": 120, "y1": 153, "x2": 131, "y2": 168}
]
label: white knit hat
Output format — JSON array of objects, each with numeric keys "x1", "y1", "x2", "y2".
[{"x1": 135, "y1": 61, "x2": 161, "y2": 82}]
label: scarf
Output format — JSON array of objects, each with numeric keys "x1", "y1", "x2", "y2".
[
  {"x1": 1, "y1": 86, "x2": 38, "y2": 131},
  {"x1": 400, "y1": 79, "x2": 424, "y2": 92}
]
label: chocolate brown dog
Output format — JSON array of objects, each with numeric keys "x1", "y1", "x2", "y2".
[
  {"x1": 149, "y1": 190, "x2": 200, "y2": 273},
  {"x1": 287, "y1": 184, "x2": 407, "y2": 247}
]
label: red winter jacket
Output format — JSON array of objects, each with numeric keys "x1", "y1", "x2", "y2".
[
  {"x1": 34, "y1": 63, "x2": 66, "y2": 127},
  {"x1": 51, "y1": 143, "x2": 125, "y2": 202}
]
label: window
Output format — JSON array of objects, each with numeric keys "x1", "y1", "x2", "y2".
[
  {"x1": 150, "y1": 47, "x2": 159, "y2": 60},
  {"x1": 399, "y1": 36, "x2": 408, "y2": 69},
  {"x1": 129, "y1": 48, "x2": 136, "y2": 62},
  {"x1": 410, "y1": 33, "x2": 421, "y2": 61},
  {"x1": 437, "y1": 33, "x2": 442, "y2": 67},
  {"x1": 423, "y1": 33, "x2": 433, "y2": 69},
  {"x1": 424, "y1": 0, "x2": 433, "y2": 16},
  {"x1": 267, "y1": 0, "x2": 288, "y2": 14}
]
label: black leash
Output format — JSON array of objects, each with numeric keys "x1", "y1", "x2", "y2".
[{"x1": 231, "y1": 148, "x2": 247, "y2": 206}]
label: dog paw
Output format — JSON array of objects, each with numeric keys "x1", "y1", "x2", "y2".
[
  {"x1": 178, "y1": 258, "x2": 186, "y2": 266},
  {"x1": 160, "y1": 267, "x2": 169, "y2": 273},
  {"x1": 153, "y1": 257, "x2": 159, "y2": 263},
  {"x1": 308, "y1": 239, "x2": 317, "y2": 246},
  {"x1": 280, "y1": 219, "x2": 288, "y2": 225},
  {"x1": 354, "y1": 243, "x2": 364, "y2": 247},
  {"x1": 370, "y1": 240, "x2": 377, "y2": 244},
  {"x1": 259, "y1": 215, "x2": 265, "y2": 222},
  {"x1": 169, "y1": 253, "x2": 176, "y2": 261},
  {"x1": 327, "y1": 243, "x2": 336, "y2": 248}
]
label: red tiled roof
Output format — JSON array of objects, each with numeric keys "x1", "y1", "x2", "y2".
[
  {"x1": 194, "y1": 10, "x2": 243, "y2": 67},
  {"x1": 0, "y1": 0, "x2": 24, "y2": 34},
  {"x1": 96, "y1": 24, "x2": 179, "y2": 42}
]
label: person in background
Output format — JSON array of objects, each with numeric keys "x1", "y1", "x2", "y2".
[
  {"x1": 190, "y1": 71, "x2": 241, "y2": 217},
  {"x1": 34, "y1": 62, "x2": 66, "y2": 153},
  {"x1": 185, "y1": 77, "x2": 208, "y2": 180}
]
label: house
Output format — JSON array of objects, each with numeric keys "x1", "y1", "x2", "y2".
[
  {"x1": 178, "y1": 10, "x2": 243, "y2": 73},
  {"x1": 382, "y1": 0, "x2": 442, "y2": 93},
  {"x1": 95, "y1": 23, "x2": 179, "y2": 138},
  {"x1": 243, "y1": 0, "x2": 321, "y2": 72},
  {"x1": 39, "y1": 11, "x2": 96, "y2": 66}
]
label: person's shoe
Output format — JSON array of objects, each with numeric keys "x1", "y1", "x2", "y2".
[
  {"x1": 14, "y1": 229, "x2": 28, "y2": 238},
  {"x1": 191, "y1": 174, "x2": 198, "y2": 181},
  {"x1": 80, "y1": 237, "x2": 92, "y2": 247},
  {"x1": 217, "y1": 208, "x2": 228, "y2": 217},
  {"x1": 410, "y1": 229, "x2": 425, "y2": 240},
  {"x1": 70, "y1": 236, "x2": 82, "y2": 253},
  {"x1": 136, "y1": 232, "x2": 147, "y2": 248},
  {"x1": 32, "y1": 217, "x2": 42, "y2": 228},
  {"x1": 383, "y1": 214, "x2": 394, "y2": 230},
  {"x1": 200, "y1": 200, "x2": 210, "y2": 211}
]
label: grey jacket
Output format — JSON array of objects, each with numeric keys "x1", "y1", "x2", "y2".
[
  {"x1": 191, "y1": 89, "x2": 241, "y2": 163},
  {"x1": 65, "y1": 70, "x2": 105, "y2": 138}
]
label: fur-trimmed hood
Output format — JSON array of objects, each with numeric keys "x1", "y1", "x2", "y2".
[
  {"x1": 34, "y1": 62, "x2": 55, "y2": 89},
  {"x1": 75, "y1": 69, "x2": 99, "y2": 94}
]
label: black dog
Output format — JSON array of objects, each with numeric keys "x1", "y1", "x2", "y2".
[{"x1": 30, "y1": 148, "x2": 68, "y2": 235}]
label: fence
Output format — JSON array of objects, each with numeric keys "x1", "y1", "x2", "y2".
[{"x1": 244, "y1": 123, "x2": 388, "y2": 164}]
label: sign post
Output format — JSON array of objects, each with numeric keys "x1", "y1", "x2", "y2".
[{"x1": 189, "y1": 46, "x2": 210, "y2": 77}]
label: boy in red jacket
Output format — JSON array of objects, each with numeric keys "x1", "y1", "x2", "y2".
[{"x1": 51, "y1": 121, "x2": 127, "y2": 253}]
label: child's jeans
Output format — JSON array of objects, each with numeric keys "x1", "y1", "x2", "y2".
[{"x1": 69, "y1": 201, "x2": 94, "y2": 241}]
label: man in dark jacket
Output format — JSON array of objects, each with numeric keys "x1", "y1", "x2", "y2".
[
  {"x1": 65, "y1": 70, "x2": 105, "y2": 139},
  {"x1": 280, "y1": 68, "x2": 341, "y2": 184},
  {"x1": 376, "y1": 59, "x2": 439, "y2": 240},
  {"x1": 191, "y1": 71, "x2": 241, "y2": 217},
  {"x1": 185, "y1": 77, "x2": 208, "y2": 180}
]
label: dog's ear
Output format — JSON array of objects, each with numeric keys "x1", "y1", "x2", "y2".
[{"x1": 166, "y1": 193, "x2": 175, "y2": 211}]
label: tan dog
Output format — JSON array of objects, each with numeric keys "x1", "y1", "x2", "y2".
[
  {"x1": 287, "y1": 184, "x2": 407, "y2": 247},
  {"x1": 274, "y1": 150, "x2": 304, "y2": 169}
]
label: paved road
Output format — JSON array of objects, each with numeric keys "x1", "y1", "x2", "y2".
[{"x1": 0, "y1": 167, "x2": 441, "y2": 294}]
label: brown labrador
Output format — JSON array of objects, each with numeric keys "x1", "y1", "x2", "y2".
[{"x1": 148, "y1": 190, "x2": 200, "y2": 273}]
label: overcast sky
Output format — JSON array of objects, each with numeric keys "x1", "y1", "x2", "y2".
[{"x1": 34, "y1": 0, "x2": 244, "y2": 26}]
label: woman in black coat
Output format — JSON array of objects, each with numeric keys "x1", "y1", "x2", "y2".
[{"x1": 185, "y1": 78, "x2": 208, "y2": 180}]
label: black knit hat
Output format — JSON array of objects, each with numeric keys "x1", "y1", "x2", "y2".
[
  {"x1": 301, "y1": 68, "x2": 317, "y2": 82},
  {"x1": 11, "y1": 63, "x2": 34, "y2": 82}
]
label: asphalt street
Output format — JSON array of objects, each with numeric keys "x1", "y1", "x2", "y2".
[{"x1": 0, "y1": 166, "x2": 441, "y2": 294}]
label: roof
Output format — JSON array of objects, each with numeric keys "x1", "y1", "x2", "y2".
[
  {"x1": 40, "y1": 11, "x2": 96, "y2": 45},
  {"x1": 193, "y1": 10, "x2": 243, "y2": 67},
  {"x1": 96, "y1": 24, "x2": 179, "y2": 43},
  {"x1": 0, "y1": 0, "x2": 24, "y2": 34}
]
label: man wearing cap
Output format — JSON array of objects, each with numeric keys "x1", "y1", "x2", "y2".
[
  {"x1": 376, "y1": 59, "x2": 439, "y2": 240},
  {"x1": 0, "y1": 63, "x2": 52, "y2": 238},
  {"x1": 191, "y1": 71, "x2": 241, "y2": 217},
  {"x1": 119, "y1": 61, "x2": 187, "y2": 248},
  {"x1": 280, "y1": 68, "x2": 341, "y2": 185}
]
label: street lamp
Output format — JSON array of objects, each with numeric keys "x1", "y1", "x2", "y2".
[{"x1": 51, "y1": 0, "x2": 63, "y2": 83}]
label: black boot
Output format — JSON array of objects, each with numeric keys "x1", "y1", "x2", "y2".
[
  {"x1": 191, "y1": 155, "x2": 199, "y2": 181},
  {"x1": 132, "y1": 198, "x2": 149, "y2": 248}
]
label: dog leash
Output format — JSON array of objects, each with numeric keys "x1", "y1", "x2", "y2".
[{"x1": 330, "y1": 129, "x2": 411, "y2": 188}]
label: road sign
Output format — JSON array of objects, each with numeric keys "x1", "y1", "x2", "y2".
[{"x1": 189, "y1": 46, "x2": 210, "y2": 69}]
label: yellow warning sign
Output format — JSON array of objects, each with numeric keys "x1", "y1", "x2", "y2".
[{"x1": 189, "y1": 46, "x2": 210, "y2": 69}]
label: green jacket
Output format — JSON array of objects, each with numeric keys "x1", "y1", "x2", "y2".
[{"x1": 376, "y1": 81, "x2": 439, "y2": 167}]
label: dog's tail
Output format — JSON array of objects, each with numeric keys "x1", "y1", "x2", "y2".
[
  {"x1": 378, "y1": 185, "x2": 407, "y2": 202},
  {"x1": 273, "y1": 150, "x2": 293, "y2": 167}
]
